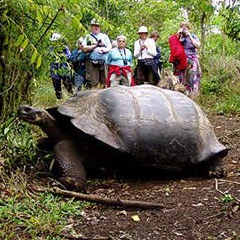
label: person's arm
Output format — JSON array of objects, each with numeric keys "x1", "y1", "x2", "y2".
[
  {"x1": 82, "y1": 34, "x2": 98, "y2": 52},
  {"x1": 183, "y1": 29, "x2": 200, "y2": 49},
  {"x1": 129, "y1": 50, "x2": 133, "y2": 66},
  {"x1": 106, "y1": 50, "x2": 112, "y2": 65},
  {"x1": 189, "y1": 34, "x2": 200, "y2": 48},
  {"x1": 134, "y1": 41, "x2": 141, "y2": 58},
  {"x1": 103, "y1": 34, "x2": 112, "y2": 53},
  {"x1": 146, "y1": 39, "x2": 157, "y2": 57}
]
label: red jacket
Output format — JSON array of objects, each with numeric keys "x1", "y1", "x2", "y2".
[
  {"x1": 106, "y1": 65, "x2": 135, "y2": 87},
  {"x1": 169, "y1": 34, "x2": 187, "y2": 70}
]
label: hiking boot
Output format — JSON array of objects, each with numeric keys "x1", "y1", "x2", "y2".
[{"x1": 56, "y1": 91, "x2": 62, "y2": 99}]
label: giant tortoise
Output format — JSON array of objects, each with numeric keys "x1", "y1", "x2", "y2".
[{"x1": 18, "y1": 85, "x2": 228, "y2": 190}]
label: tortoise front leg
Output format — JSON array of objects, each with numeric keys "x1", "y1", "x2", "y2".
[
  {"x1": 54, "y1": 140, "x2": 87, "y2": 191},
  {"x1": 208, "y1": 154, "x2": 227, "y2": 178}
]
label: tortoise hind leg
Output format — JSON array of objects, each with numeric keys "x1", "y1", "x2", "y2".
[
  {"x1": 54, "y1": 140, "x2": 87, "y2": 191},
  {"x1": 208, "y1": 154, "x2": 227, "y2": 178}
]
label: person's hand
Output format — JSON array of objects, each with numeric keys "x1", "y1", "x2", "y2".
[
  {"x1": 178, "y1": 28, "x2": 184, "y2": 34},
  {"x1": 184, "y1": 29, "x2": 191, "y2": 36},
  {"x1": 97, "y1": 47, "x2": 108, "y2": 53},
  {"x1": 141, "y1": 44, "x2": 147, "y2": 50}
]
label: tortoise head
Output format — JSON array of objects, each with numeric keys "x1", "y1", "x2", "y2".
[{"x1": 18, "y1": 105, "x2": 55, "y2": 126}]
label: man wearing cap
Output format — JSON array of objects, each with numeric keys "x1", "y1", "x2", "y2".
[
  {"x1": 134, "y1": 26, "x2": 160, "y2": 85},
  {"x1": 105, "y1": 35, "x2": 134, "y2": 87},
  {"x1": 82, "y1": 19, "x2": 112, "y2": 89}
]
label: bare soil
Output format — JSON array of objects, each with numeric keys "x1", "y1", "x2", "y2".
[{"x1": 73, "y1": 114, "x2": 240, "y2": 240}]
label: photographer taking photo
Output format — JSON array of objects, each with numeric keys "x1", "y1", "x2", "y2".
[{"x1": 173, "y1": 22, "x2": 202, "y2": 97}]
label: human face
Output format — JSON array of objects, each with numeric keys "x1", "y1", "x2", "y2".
[
  {"x1": 138, "y1": 32, "x2": 148, "y2": 40},
  {"x1": 91, "y1": 24, "x2": 100, "y2": 35},
  {"x1": 152, "y1": 34, "x2": 159, "y2": 42},
  {"x1": 117, "y1": 38, "x2": 126, "y2": 49}
]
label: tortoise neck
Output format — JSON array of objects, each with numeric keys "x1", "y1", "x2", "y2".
[{"x1": 39, "y1": 112, "x2": 63, "y2": 143}]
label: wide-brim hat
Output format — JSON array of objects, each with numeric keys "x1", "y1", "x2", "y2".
[
  {"x1": 90, "y1": 18, "x2": 100, "y2": 26},
  {"x1": 138, "y1": 26, "x2": 148, "y2": 33}
]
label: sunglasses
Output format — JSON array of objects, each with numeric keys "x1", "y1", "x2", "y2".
[{"x1": 118, "y1": 40, "x2": 126, "y2": 43}]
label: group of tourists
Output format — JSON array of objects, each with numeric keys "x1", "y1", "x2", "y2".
[{"x1": 49, "y1": 19, "x2": 201, "y2": 99}]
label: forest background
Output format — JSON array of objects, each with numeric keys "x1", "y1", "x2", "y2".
[
  {"x1": 0, "y1": 0, "x2": 239, "y2": 238},
  {"x1": 0, "y1": 0, "x2": 240, "y2": 120}
]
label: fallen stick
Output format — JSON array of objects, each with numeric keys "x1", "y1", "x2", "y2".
[
  {"x1": 214, "y1": 179, "x2": 240, "y2": 203},
  {"x1": 52, "y1": 187, "x2": 164, "y2": 210}
]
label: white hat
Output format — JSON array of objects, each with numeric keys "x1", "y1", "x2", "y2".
[
  {"x1": 137, "y1": 26, "x2": 148, "y2": 33},
  {"x1": 90, "y1": 19, "x2": 100, "y2": 26},
  {"x1": 116, "y1": 35, "x2": 127, "y2": 41},
  {"x1": 50, "y1": 33, "x2": 61, "y2": 41}
]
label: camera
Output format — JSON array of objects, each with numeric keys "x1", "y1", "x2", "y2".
[
  {"x1": 97, "y1": 39, "x2": 105, "y2": 47},
  {"x1": 182, "y1": 29, "x2": 187, "y2": 36},
  {"x1": 123, "y1": 59, "x2": 128, "y2": 66}
]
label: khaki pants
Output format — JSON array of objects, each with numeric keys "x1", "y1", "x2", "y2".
[
  {"x1": 86, "y1": 59, "x2": 107, "y2": 88},
  {"x1": 110, "y1": 72, "x2": 132, "y2": 87}
]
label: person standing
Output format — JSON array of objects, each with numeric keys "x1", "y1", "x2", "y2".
[
  {"x1": 133, "y1": 26, "x2": 160, "y2": 85},
  {"x1": 49, "y1": 33, "x2": 73, "y2": 99},
  {"x1": 82, "y1": 19, "x2": 112, "y2": 89},
  {"x1": 69, "y1": 37, "x2": 86, "y2": 92},
  {"x1": 150, "y1": 30, "x2": 162, "y2": 74},
  {"x1": 169, "y1": 22, "x2": 201, "y2": 96},
  {"x1": 106, "y1": 35, "x2": 134, "y2": 87}
]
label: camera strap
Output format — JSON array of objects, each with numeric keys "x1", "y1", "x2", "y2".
[
  {"x1": 90, "y1": 34, "x2": 99, "y2": 43},
  {"x1": 118, "y1": 48, "x2": 127, "y2": 64}
]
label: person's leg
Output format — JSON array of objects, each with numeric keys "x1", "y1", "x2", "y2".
[
  {"x1": 134, "y1": 63, "x2": 146, "y2": 85},
  {"x1": 74, "y1": 72, "x2": 85, "y2": 91},
  {"x1": 150, "y1": 63, "x2": 161, "y2": 85},
  {"x1": 122, "y1": 72, "x2": 132, "y2": 86},
  {"x1": 140, "y1": 64, "x2": 149, "y2": 84},
  {"x1": 110, "y1": 73, "x2": 120, "y2": 87},
  {"x1": 99, "y1": 63, "x2": 108, "y2": 88},
  {"x1": 52, "y1": 77, "x2": 62, "y2": 99},
  {"x1": 62, "y1": 75, "x2": 73, "y2": 94},
  {"x1": 86, "y1": 60, "x2": 99, "y2": 88}
]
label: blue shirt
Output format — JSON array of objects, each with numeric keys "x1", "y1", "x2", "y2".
[
  {"x1": 50, "y1": 45, "x2": 71, "y2": 79},
  {"x1": 106, "y1": 47, "x2": 132, "y2": 66},
  {"x1": 69, "y1": 49, "x2": 86, "y2": 75}
]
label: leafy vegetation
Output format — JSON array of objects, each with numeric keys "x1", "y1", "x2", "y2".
[
  {"x1": 0, "y1": 0, "x2": 240, "y2": 238},
  {"x1": 0, "y1": 170, "x2": 89, "y2": 239}
]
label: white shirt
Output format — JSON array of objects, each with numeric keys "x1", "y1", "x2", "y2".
[{"x1": 134, "y1": 38, "x2": 157, "y2": 59}]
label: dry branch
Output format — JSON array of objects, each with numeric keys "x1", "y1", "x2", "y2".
[
  {"x1": 30, "y1": 185, "x2": 164, "y2": 209},
  {"x1": 52, "y1": 187, "x2": 164, "y2": 210},
  {"x1": 215, "y1": 179, "x2": 240, "y2": 203}
]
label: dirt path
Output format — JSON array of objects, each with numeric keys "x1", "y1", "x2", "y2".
[{"x1": 73, "y1": 114, "x2": 240, "y2": 240}]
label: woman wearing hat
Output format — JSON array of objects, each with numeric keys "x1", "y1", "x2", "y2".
[
  {"x1": 133, "y1": 26, "x2": 160, "y2": 85},
  {"x1": 106, "y1": 35, "x2": 134, "y2": 87}
]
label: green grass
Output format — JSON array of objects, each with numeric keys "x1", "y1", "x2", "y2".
[
  {"x1": 198, "y1": 74, "x2": 240, "y2": 115},
  {"x1": 0, "y1": 96, "x2": 90, "y2": 239},
  {"x1": 0, "y1": 170, "x2": 89, "y2": 239}
]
